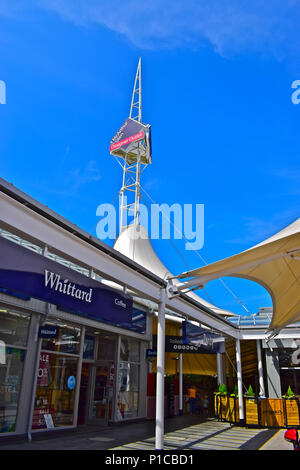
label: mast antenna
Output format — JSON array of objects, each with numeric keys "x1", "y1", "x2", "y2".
[{"x1": 109, "y1": 58, "x2": 152, "y2": 235}]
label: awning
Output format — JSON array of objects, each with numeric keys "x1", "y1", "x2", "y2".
[{"x1": 174, "y1": 218, "x2": 300, "y2": 335}]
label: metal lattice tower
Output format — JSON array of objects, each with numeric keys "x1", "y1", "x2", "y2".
[
  {"x1": 130, "y1": 57, "x2": 142, "y2": 122},
  {"x1": 111, "y1": 58, "x2": 152, "y2": 234}
]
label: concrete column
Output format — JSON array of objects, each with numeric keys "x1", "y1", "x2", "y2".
[
  {"x1": 235, "y1": 338, "x2": 245, "y2": 424},
  {"x1": 265, "y1": 348, "x2": 282, "y2": 398},
  {"x1": 155, "y1": 287, "x2": 166, "y2": 450},
  {"x1": 16, "y1": 313, "x2": 41, "y2": 435},
  {"x1": 26, "y1": 315, "x2": 42, "y2": 440},
  {"x1": 256, "y1": 339, "x2": 265, "y2": 397}
]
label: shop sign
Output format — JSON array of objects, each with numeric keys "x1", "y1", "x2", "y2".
[
  {"x1": 44, "y1": 414, "x2": 54, "y2": 429},
  {"x1": 146, "y1": 349, "x2": 157, "y2": 358},
  {"x1": 37, "y1": 353, "x2": 51, "y2": 387},
  {"x1": 110, "y1": 117, "x2": 145, "y2": 152},
  {"x1": 110, "y1": 117, "x2": 152, "y2": 163},
  {"x1": 182, "y1": 321, "x2": 225, "y2": 353},
  {"x1": 38, "y1": 325, "x2": 58, "y2": 339},
  {"x1": 0, "y1": 235, "x2": 132, "y2": 325},
  {"x1": 67, "y1": 376, "x2": 76, "y2": 390},
  {"x1": 152, "y1": 335, "x2": 216, "y2": 354}
]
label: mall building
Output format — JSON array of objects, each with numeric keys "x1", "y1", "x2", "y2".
[{"x1": 0, "y1": 177, "x2": 299, "y2": 439}]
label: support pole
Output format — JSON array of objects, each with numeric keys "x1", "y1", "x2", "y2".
[
  {"x1": 256, "y1": 339, "x2": 265, "y2": 397},
  {"x1": 155, "y1": 287, "x2": 166, "y2": 450},
  {"x1": 217, "y1": 353, "x2": 225, "y2": 386},
  {"x1": 235, "y1": 338, "x2": 245, "y2": 425},
  {"x1": 179, "y1": 351, "x2": 183, "y2": 415}
]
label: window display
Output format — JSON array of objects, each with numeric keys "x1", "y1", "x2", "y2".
[
  {"x1": 33, "y1": 353, "x2": 78, "y2": 429},
  {"x1": 32, "y1": 322, "x2": 81, "y2": 430},
  {"x1": 117, "y1": 362, "x2": 139, "y2": 419},
  {"x1": 117, "y1": 337, "x2": 140, "y2": 419}
]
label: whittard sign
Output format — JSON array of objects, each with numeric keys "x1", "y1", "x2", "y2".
[{"x1": 0, "y1": 236, "x2": 132, "y2": 324}]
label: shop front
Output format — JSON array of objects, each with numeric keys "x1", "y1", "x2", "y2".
[{"x1": 0, "y1": 230, "x2": 150, "y2": 438}]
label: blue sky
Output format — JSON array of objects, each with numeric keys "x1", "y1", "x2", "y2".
[{"x1": 0, "y1": 1, "x2": 299, "y2": 316}]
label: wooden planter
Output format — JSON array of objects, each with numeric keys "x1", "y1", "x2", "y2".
[
  {"x1": 245, "y1": 397, "x2": 259, "y2": 426},
  {"x1": 228, "y1": 397, "x2": 239, "y2": 423},
  {"x1": 260, "y1": 399, "x2": 285, "y2": 428},
  {"x1": 283, "y1": 398, "x2": 300, "y2": 427},
  {"x1": 214, "y1": 395, "x2": 300, "y2": 428},
  {"x1": 214, "y1": 395, "x2": 239, "y2": 423}
]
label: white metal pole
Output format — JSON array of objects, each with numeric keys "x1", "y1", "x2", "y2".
[
  {"x1": 179, "y1": 353, "x2": 183, "y2": 414},
  {"x1": 217, "y1": 353, "x2": 224, "y2": 386},
  {"x1": 179, "y1": 326, "x2": 183, "y2": 415},
  {"x1": 256, "y1": 339, "x2": 265, "y2": 397},
  {"x1": 155, "y1": 287, "x2": 166, "y2": 450},
  {"x1": 235, "y1": 338, "x2": 245, "y2": 424},
  {"x1": 73, "y1": 326, "x2": 85, "y2": 426}
]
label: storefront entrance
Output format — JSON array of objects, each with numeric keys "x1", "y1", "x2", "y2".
[
  {"x1": 78, "y1": 362, "x2": 113, "y2": 425},
  {"x1": 88, "y1": 364, "x2": 111, "y2": 424}
]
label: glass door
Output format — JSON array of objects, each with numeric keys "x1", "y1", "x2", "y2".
[{"x1": 88, "y1": 363, "x2": 111, "y2": 424}]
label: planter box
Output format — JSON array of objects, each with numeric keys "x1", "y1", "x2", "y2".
[
  {"x1": 284, "y1": 399, "x2": 300, "y2": 427},
  {"x1": 215, "y1": 395, "x2": 300, "y2": 428},
  {"x1": 228, "y1": 397, "x2": 239, "y2": 423},
  {"x1": 245, "y1": 398, "x2": 259, "y2": 426},
  {"x1": 260, "y1": 399, "x2": 284, "y2": 428},
  {"x1": 214, "y1": 395, "x2": 239, "y2": 423}
]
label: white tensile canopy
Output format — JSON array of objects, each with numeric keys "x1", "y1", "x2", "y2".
[
  {"x1": 175, "y1": 218, "x2": 300, "y2": 335},
  {"x1": 114, "y1": 224, "x2": 234, "y2": 317}
]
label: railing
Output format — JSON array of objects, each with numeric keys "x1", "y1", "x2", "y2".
[{"x1": 214, "y1": 395, "x2": 300, "y2": 428}]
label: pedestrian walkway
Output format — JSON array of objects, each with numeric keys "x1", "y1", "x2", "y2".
[
  {"x1": 0, "y1": 416, "x2": 283, "y2": 451},
  {"x1": 110, "y1": 418, "x2": 277, "y2": 451}
]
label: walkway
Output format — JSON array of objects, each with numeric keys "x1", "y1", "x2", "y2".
[
  {"x1": 0, "y1": 416, "x2": 283, "y2": 451},
  {"x1": 110, "y1": 418, "x2": 277, "y2": 451}
]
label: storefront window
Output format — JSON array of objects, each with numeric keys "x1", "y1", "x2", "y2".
[
  {"x1": 0, "y1": 308, "x2": 30, "y2": 347},
  {"x1": 117, "y1": 363, "x2": 139, "y2": 419},
  {"x1": 83, "y1": 334, "x2": 95, "y2": 360},
  {"x1": 279, "y1": 347, "x2": 300, "y2": 395},
  {"x1": 120, "y1": 338, "x2": 140, "y2": 362},
  {"x1": 97, "y1": 333, "x2": 116, "y2": 361},
  {"x1": 42, "y1": 323, "x2": 80, "y2": 355},
  {"x1": 117, "y1": 337, "x2": 140, "y2": 420},
  {"x1": 32, "y1": 322, "x2": 80, "y2": 430},
  {"x1": 0, "y1": 308, "x2": 30, "y2": 433}
]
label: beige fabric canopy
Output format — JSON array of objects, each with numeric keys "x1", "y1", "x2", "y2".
[{"x1": 177, "y1": 218, "x2": 300, "y2": 334}]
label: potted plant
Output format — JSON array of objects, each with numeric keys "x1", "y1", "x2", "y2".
[
  {"x1": 230, "y1": 384, "x2": 238, "y2": 397},
  {"x1": 244, "y1": 385, "x2": 255, "y2": 398},
  {"x1": 282, "y1": 386, "x2": 297, "y2": 399}
]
